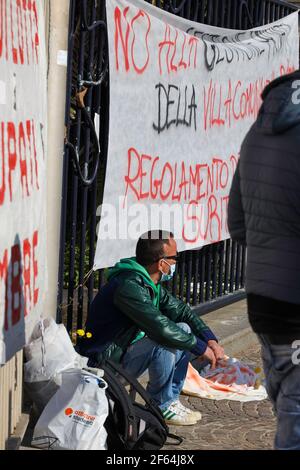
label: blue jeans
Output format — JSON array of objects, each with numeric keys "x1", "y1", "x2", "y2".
[
  {"x1": 258, "y1": 334, "x2": 300, "y2": 450},
  {"x1": 121, "y1": 323, "x2": 191, "y2": 410}
]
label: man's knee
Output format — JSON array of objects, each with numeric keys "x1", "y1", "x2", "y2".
[{"x1": 177, "y1": 322, "x2": 191, "y2": 334}]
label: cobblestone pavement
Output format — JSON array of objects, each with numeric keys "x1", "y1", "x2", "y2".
[{"x1": 164, "y1": 344, "x2": 277, "y2": 450}]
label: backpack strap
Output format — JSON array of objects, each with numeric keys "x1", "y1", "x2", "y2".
[
  {"x1": 105, "y1": 360, "x2": 164, "y2": 419},
  {"x1": 164, "y1": 433, "x2": 184, "y2": 446},
  {"x1": 101, "y1": 363, "x2": 138, "y2": 447},
  {"x1": 105, "y1": 360, "x2": 183, "y2": 445}
]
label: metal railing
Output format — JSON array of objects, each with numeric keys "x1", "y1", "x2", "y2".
[
  {"x1": 146, "y1": 0, "x2": 297, "y2": 28},
  {"x1": 57, "y1": 0, "x2": 298, "y2": 331}
]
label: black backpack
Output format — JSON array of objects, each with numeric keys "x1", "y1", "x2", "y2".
[{"x1": 101, "y1": 360, "x2": 183, "y2": 451}]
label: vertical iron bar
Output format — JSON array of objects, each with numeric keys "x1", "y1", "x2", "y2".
[
  {"x1": 199, "y1": 0, "x2": 206, "y2": 23},
  {"x1": 184, "y1": 0, "x2": 191, "y2": 20},
  {"x1": 261, "y1": 0, "x2": 266, "y2": 25},
  {"x1": 172, "y1": 259, "x2": 179, "y2": 297},
  {"x1": 67, "y1": 6, "x2": 87, "y2": 334},
  {"x1": 229, "y1": 241, "x2": 237, "y2": 292},
  {"x1": 207, "y1": 0, "x2": 214, "y2": 25},
  {"x1": 211, "y1": 243, "x2": 218, "y2": 299},
  {"x1": 56, "y1": 0, "x2": 77, "y2": 324},
  {"x1": 87, "y1": 191, "x2": 97, "y2": 313},
  {"x1": 226, "y1": 0, "x2": 232, "y2": 28},
  {"x1": 179, "y1": 251, "x2": 186, "y2": 300},
  {"x1": 88, "y1": 3, "x2": 108, "y2": 315},
  {"x1": 199, "y1": 248, "x2": 205, "y2": 304},
  {"x1": 271, "y1": 2, "x2": 276, "y2": 22},
  {"x1": 186, "y1": 251, "x2": 193, "y2": 305},
  {"x1": 235, "y1": 243, "x2": 242, "y2": 291},
  {"x1": 232, "y1": 0, "x2": 238, "y2": 29},
  {"x1": 213, "y1": 0, "x2": 219, "y2": 26},
  {"x1": 224, "y1": 239, "x2": 231, "y2": 294},
  {"x1": 192, "y1": 250, "x2": 200, "y2": 306},
  {"x1": 248, "y1": 0, "x2": 255, "y2": 27},
  {"x1": 66, "y1": 175, "x2": 79, "y2": 333},
  {"x1": 220, "y1": 0, "x2": 226, "y2": 27},
  {"x1": 191, "y1": 0, "x2": 199, "y2": 22},
  {"x1": 254, "y1": 0, "x2": 261, "y2": 27},
  {"x1": 205, "y1": 245, "x2": 212, "y2": 301},
  {"x1": 218, "y1": 241, "x2": 225, "y2": 296},
  {"x1": 266, "y1": 1, "x2": 271, "y2": 23},
  {"x1": 77, "y1": 2, "x2": 97, "y2": 330}
]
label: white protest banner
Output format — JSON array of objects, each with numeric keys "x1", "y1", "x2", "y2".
[
  {"x1": 94, "y1": 0, "x2": 299, "y2": 269},
  {"x1": 0, "y1": 0, "x2": 47, "y2": 364}
]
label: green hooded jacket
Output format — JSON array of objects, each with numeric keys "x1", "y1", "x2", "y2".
[{"x1": 92, "y1": 257, "x2": 216, "y2": 364}]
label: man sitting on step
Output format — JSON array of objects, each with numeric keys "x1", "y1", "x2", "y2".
[{"x1": 78, "y1": 230, "x2": 224, "y2": 426}]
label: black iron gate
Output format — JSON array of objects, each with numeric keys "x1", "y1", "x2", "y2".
[{"x1": 57, "y1": 0, "x2": 298, "y2": 332}]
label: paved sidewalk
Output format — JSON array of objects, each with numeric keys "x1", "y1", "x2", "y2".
[
  {"x1": 19, "y1": 302, "x2": 275, "y2": 451},
  {"x1": 164, "y1": 343, "x2": 276, "y2": 451}
]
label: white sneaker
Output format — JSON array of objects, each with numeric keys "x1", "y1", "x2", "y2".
[
  {"x1": 174, "y1": 400, "x2": 202, "y2": 421},
  {"x1": 162, "y1": 401, "x2": 198, "y2": 426}
]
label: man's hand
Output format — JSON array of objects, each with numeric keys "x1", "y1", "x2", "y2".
[
  {"x1": 208, "y1": 340, "x2": 225, "y2": 362},
  {"x1": 200, "y1": 346, "x2": 217, "y2": 370}
]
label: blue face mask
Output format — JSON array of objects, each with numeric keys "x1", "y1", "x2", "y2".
[{"x1": 160, "y1": 260, "x2": 176, "y2": 282}]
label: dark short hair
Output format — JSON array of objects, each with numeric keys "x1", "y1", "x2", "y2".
[{"x1": 136, "y1": 230, "x2": 174, "y2": 266}]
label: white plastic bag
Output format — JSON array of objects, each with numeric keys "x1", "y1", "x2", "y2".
[
  {"x1": 24, "y1": 375, "x2": 62, "y2": 416},
  {"x1": 32, "y1": 369, "x2": 108, "y2": 450},
  {"x1": 24, "y1": 318, "x2": 78, "y2": 382},
  {"x1": 24, "y1": 318, "x2": 89, "y2": 414}
]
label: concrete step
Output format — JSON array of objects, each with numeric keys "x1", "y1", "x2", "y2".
[
  {"x1": 6, "y1": 412, "x2": 30, "y2": 451},
  {"x1": 202, "y1": 299, "x2": 258, "y2": 356}
]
